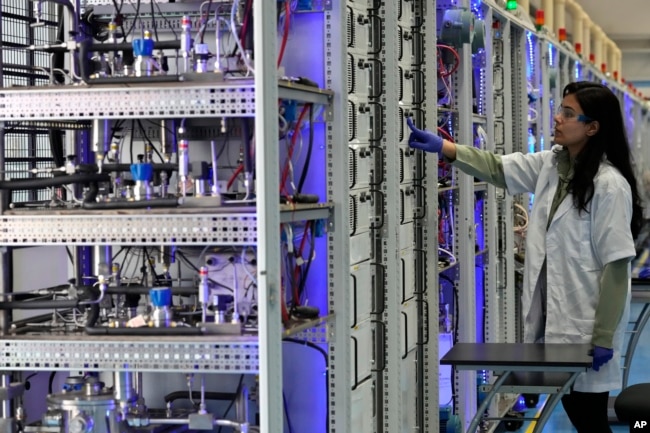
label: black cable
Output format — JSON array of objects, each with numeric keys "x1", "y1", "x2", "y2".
[
  {"x1": 241, "y1": 119, "x2": 253, "y2": 176},
  {"x1": 143, "y1": 247, "x2": 160, "y2": 285},
  {"x1": 111, "y1": 246, "x2": 127, "y2": 262},
  {"x1": 53, "y1": 4, "x2": 66, "y2": 83},
  {"x1": 23, "y1": 372, "x2": 38, "y2": 382},
  {"x1": 0, "y1": 299, "x2": 80, "y2": 309},
  {"x1": 129, "y1": 120, "x2": 135, "y2": 164},
  {"x1": 137, "y1": 120, "x2": 165, "y2": 162},
  {"x1": 141, "y1": 245, "x2": 147, "y2": 286},
  {"x1": 123, "y1": 0, "x2": 141, "y2": 40},
  {"x1": 283, "y1": 392, "x2": 295, "y2": 433},
  {"x1": 149, "y1": 0, "x2": 159, "y2": 41},
  {"x1": 48, "y1": 129, "x2": 65, "y2": 168},
  {"x1": 104, "y1": 286, "x2": 197, "y2": 296},
  {"x1": 164, "y1": 391, "x2": 236, "y2": 404},
  {"x1": 200, "y1": 0, "x2": 214, "y2": 44},
  {"x1": 119, "y1": 246, "x2": 132, "y2": 276},
  {"x1": 283, "y1": 338, "x2": 328, "y2": 431},
  {"x1": 85, "y1": 326, "x2": 202, "y2": 336},
  {"x1": 66, "y1": 247, "x2": 74, "y2": 265},
  {"x1": 111, "y1": 0, "x2": 128, "y2": 43},
  {"x1": 297, "y1": 223, "x2": 316, "y2": 302},
  {"x1": 0, "y1": 173, "x2": 111, "y2": 191},
  {"x1": 216, "y1": 374, "x2": 244, "y2": 433},
  {"x1": 82, "y1": 198, "x2": 179, "y2": 210},
  {"x1": 48, "y1": 371, "x2": 56, "y2": 394},
  {"x1": 296, "y1": 104, "x2": 314, "y2": 194},
  {"x1": 153, "y1": 1, "x2": 177, "y2": 38}
]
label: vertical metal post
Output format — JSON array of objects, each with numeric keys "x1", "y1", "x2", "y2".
[
  {"x1": 482, "y1": 6, "x2": 499, "y2": 346},
  {"x1": 540, "y1": 39, "x2": 552, "y2": 151},
  {"x1": 253, "y1": 1, "x2": 282, "y2": 432},
  {"x1": 420, "y1": 1, "x2": 439, "y2": 431},
  {"x1": 326, "y1": 2, "x2": 351, "y2": 432},
  {"x1": 381, "y1": 1, "x2": 402, "y2": 431},
  {"x1": 0, "y1": 4, "x2": 9, "y2": 346},
  {"x1": 511, "y1": 25, "x2": 528, "y2": 342},
  {"x1": 454, "y1": 35, "x2": 478, "y2": 430}
]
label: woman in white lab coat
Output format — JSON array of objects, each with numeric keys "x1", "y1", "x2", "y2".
[{"x1": 407, "y1": 81, "x2": 643, "y2": 433}]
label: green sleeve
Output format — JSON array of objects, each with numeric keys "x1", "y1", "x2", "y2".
[
  {"x1": 450, "y1": 145, "x2": 508, "y2": 189},
  {"x1": 592, "y1": 258, "x2": 630, "y2": 348}
]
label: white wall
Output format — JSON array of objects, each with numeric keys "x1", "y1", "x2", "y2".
[{"x1": 622, "y1": 52, "x2": 650, "y2": 96}]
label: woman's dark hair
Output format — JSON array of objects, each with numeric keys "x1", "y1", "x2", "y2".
[{"x1": 563, "y1": 81, "x2": 643, "y2": 238}]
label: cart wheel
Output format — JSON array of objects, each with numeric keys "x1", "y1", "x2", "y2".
[{"x1": 522, "y1": 393, "x2": 539, "y2": 408}]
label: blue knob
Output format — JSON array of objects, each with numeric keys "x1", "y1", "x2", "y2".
[
  {"x1": 130, "y1": 163, "x2": 153, "y2": 181},
  {"x1": 132, "y1": 37, "x2": 154, "y2": 57},
  {"x1": 150, "y1": 287, "x2": 172, "y2": 307}
]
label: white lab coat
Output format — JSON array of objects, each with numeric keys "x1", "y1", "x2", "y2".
[{"x1": 502, "y1": 146, "x2": 635, "y2": 392}]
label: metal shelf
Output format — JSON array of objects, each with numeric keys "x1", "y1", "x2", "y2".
[
  {"x1": 2, "y1": 314, "x2": 332, "y2": 373},
  {"x1": 0, "y1": 79, "x2": 333, "y2": 121},
  {"x1": 0, "y1": 334, "x2": 260, "y2": 373},
  {"x1": 0, "y1": 203, "x2": 332, "y2": 246}
]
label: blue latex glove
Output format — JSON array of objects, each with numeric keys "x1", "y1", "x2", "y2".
[
  {"x1": 406, "y1": 117, "x2": 444, "y2": 154},
  {"x1": 591, "y1": 346, "x2": 614, "y2": 371}
]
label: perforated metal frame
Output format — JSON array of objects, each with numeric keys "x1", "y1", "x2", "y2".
[
  {"x1": 0, "y1": 213, "x2": 257, "y2": 245},
  {"x1": 0, "y1": 82, "x2": 257, "y2": 121},
  {"x1": 290, "y1": 324, "x2": 330, "y2": 345},
  {"x1": 1, "y1": 337, "x2": 258, "y2": 373}
]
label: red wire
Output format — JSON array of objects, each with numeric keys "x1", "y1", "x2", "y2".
[
  {"x1": 240, "y1": 0, "x2": 253, "y2": 52},
  {"x1": 226, "y1": 164, "x2": 244, "y2": 191},
  {"x1": 291, "y1": 221, "x2": 311, "y2": 305},
  {"x1": 277, "y1": 0, "x2": 290, "y2": 68},
  {"x1": 437, "y1": 44, "x2": 461, "y2": 77},
  {"x1": 437, "y1": 127, "x2": 455, "y2": 142},
  {"x1": 280, "y1": 104, "x2": 310, "y2": 194}
]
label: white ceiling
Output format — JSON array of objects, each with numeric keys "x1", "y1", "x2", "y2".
[{"x1": 530, "y1": 0, "x2": 650, "y2": 51}]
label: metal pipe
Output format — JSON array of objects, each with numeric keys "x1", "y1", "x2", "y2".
[
  {"x1": 148, "y1": 418, "x2": 188, "y2": 425},
  {"x1": 553, "y1": 0, "x2": 566, "y2": 36},
  {"x1": 1, "y1": 375, "x2": 11, "y2": 417},
  {"x1": 199, "y1": 375, "x2": 207, "y2": 414},
  {"x1": 73, "y1": 247, "x2": 83, "y2": 287},
  {"x1": 235, "y1": 384, "x2": 249, "y2": 423},
  {"x1": 93, "y1": 245, "x2": 112, "y2": 278},
  {"x1": 210, "y1": 140, "x2": 219, "y2": 196},
  {"x1": 215, "y1": 22, "x2": 222, "y2": 73},
  {"x1": 592, "y1": 25, "x2": 603, "y2": 66},
  {"x1": 135, "y1": 372, "x2": 144, "y2": 398},
  {"x1": 518, "y1": 0, "x2": 529, "y2": 14},
  {"x1": 541, "y1": 0, "x2": 554, "y2": 35},
  {"x1": 114, "y1": 372, "x2": 135, "y2": 404},
  {"x1": 145, "y1": 417, "x2": 248, "y2": 431},
  {"x1": 582, "y1": 16, "x2": 591, "y2": 59},
  {"x1": 568, "y1": 4, "x2": 583, "y2": 51}
]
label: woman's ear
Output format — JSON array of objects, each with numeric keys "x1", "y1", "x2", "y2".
[{"x1": 586, "y1": 120, "x2": 600, "y2": 136}]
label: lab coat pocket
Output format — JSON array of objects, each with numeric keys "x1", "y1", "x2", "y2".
[
  {"x1": 568, "y1": 317, "x2": 594, "y2": 342},
  {"x1": 547, "y1": 317, "x2": 593, "y2": 343},
  {"x1": 577, "y1": 211, "x2": 600, "y2": 271}
]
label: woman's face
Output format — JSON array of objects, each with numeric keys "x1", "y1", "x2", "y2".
[{"x1": 553, "y1": 93, "x2": 597, "y2": 157}]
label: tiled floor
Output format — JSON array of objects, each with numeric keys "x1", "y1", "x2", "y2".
[{"x1": 517, "y1": 303, "x2": 650, "y2": 433}]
